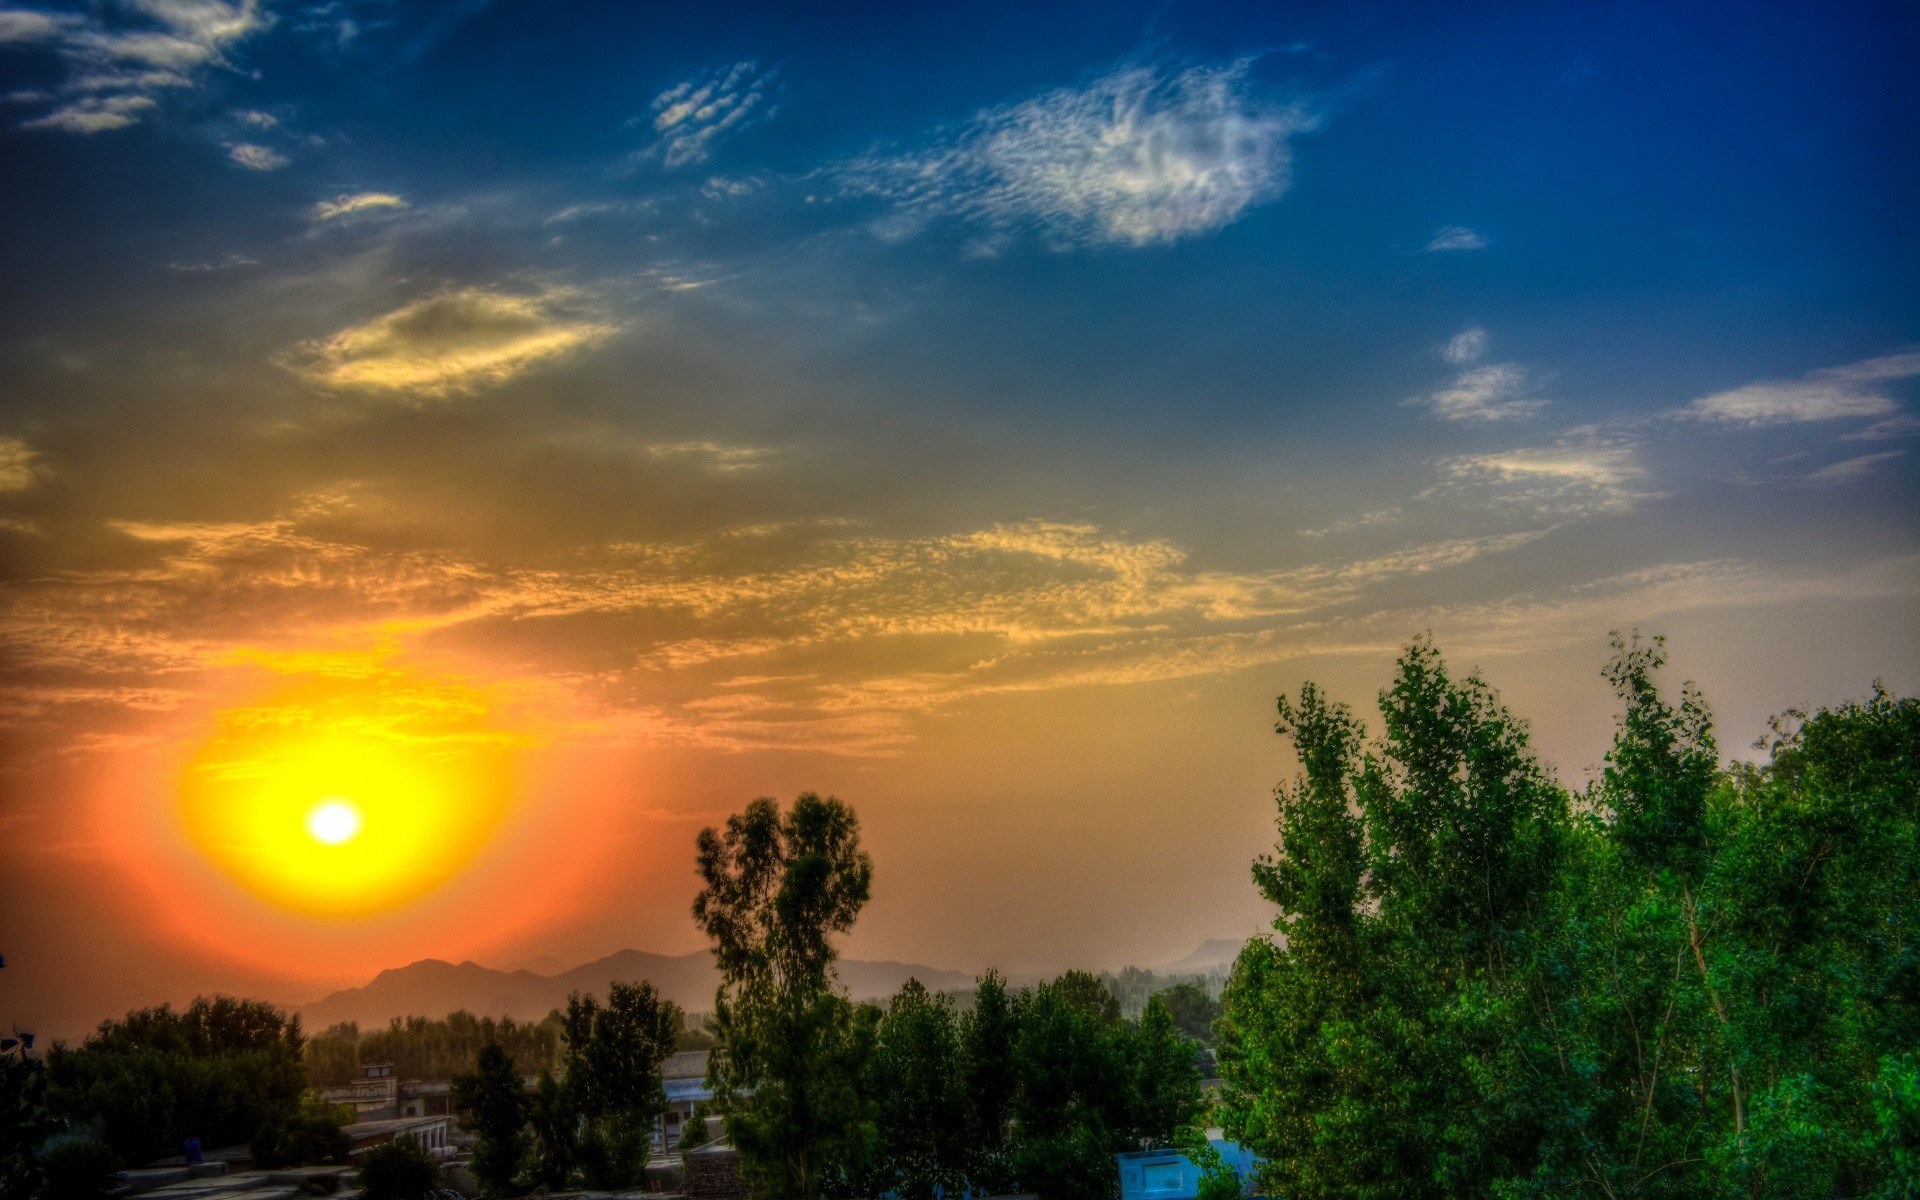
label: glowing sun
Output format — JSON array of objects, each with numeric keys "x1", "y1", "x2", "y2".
[
  {"x1": 179, "y1": 653, "x2": 527, "y2": 918},
  {"x1": 306, "y1": 799, "x2": 363, "y2": 845}
]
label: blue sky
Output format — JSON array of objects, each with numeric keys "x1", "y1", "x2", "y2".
[{"x1": 1, "y1": 0, "x2": 1916, "y2": 1025}]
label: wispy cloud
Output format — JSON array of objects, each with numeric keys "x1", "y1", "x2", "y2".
[
  {"x1": 840, "y1": 58, "x2": 1317, "y2": 249},
  {"x1": 1424, "y1": 225, "x2": 1487, "y2": 252},
  {"x1": 1413, "y1": 328, "x2": 1544, "y2": 421},
  {"x1": 284, "y1": 288, "x2": 617, "y2": 397},
  {"x1": 1442, "y1": 326, "x2": 1488, "y2": 365},
  {"x1": 1804, "y1": 449, "x2": 1906, "y2": 486},
  {"x1": 1440, "y1": 436, "x2": 1646, "y2": 517},
  {"x1": 3, "y1": 0, "x2": 270, "y2": 134},
  {"x1": 0, "y1": 436, "x2": 39, "y2": 491},
  {"x1": 645, "y1": 442, "x2": 775, "y2": 473},
  {"x1": 641, "y1": 60, "x2": 779, "y2": 168},
  {"x1": 227, "y1": 141, "x2": 288, "y2": 170},
  {"x1": 312, "y1": 192, "x2": 408, "y2": 221},
  {"x1": 1674, "y1": 351, "x2": 1920, "y2": 426}
]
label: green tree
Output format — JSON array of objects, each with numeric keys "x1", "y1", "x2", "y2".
[
  {"x1": 1010, "y1": 973, "x2": 1133, "y2": 1200},
  {"x1": 693, "y1": 793, "x2": 876, "y2": 1200},
  {"x1": 451, "y1": 1042, "x2": 529, "y2": 1197},
  {"x1": 960, "y1": 970, "x2": 1021, "y2": 1194},
  {"x1": 45, "y1": 996, "x2": 307, "y2": 1165},
  {"x1": 1157, "y1": 980, "x2": 1221, "y2": 1046},
  {"x1": 870, "y1": 978, "x2": 967, "y2": 1200},
  {"x1": 560, "y1": 981, "x2": 679, "y2": 1188},
  {"x1": 1129, "y1": 997, "x2": 1202, "y2": 1148}
]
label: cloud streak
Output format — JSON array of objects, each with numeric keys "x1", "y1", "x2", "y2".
[
  {"x1": 1414, "y1": 328, "x2": 1545, "y2": 421},
  {"x1": 284, "y1": 288, "x2": 617, "y2": 397},
  {"x1": 841, "y1": 58, "x2": 1317, "y2": 249},
  {"x1": 313, "y1": 192, "x2": 408, "y2": 221},
  {"x1": 1675, "y1": 352, "x2": 1920, "y2": 426},
  {"x1": 3, "y1": 0, "x2": 270, "y2": 134}
]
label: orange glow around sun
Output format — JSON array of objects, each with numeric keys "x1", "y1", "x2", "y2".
[{"x1": 178, "y1": 648, "x2": 529, "y2": 919}]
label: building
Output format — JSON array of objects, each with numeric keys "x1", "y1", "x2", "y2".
[
  {"x1": 343, "y1": 1114, "x2": 457, "y2": 1161},
  {"x1": 658, "y1": 1049, "x2": 715, "y2": 1152},
  {"x1": 318, "y1": 1061, "x2": 455, "y2": 1121},
  {"x1": 1115, "y1": 1139, "x2": 1259, "y2": 1200}
]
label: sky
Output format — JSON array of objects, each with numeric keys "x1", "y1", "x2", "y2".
[{"x1": 1, "y1": 0, "x2": 1916, "y2": 1039}]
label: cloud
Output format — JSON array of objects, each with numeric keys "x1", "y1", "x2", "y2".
[
  {"x1": 0, "y1": 436, "x2": 39, "y2": 491},
  {"x1": 841, "y1": 58, "x2": 1317, "y2": 249},
  {"x1": 0, "y1": 9, "x2": 81, "y2": 43},
  {"x1": 1424, "y1": 226, "x2": 1487, "y2": 252},
  {"x1": 4, "y1": 0, "x2": 269, "y2": 134},
  {"x1": 642, "y1": 60, "x2": 779, "y2": 168},
  {"x1": 312, "y1": 191, "x2": 408, "y2": 221},
  {"x1": 645, "y1": 442, "x2": 775, "y2": 473},
  {"x1": 1674, "y1": 351, "x2": 1920, "y2": 426},
  {"x1": 285, "y1": 288, "x2": 617, "y2": 397},
  {"x1": 21, "y1": 93, "x2": 156, "y2": 133},
  {"x1": 1442, "y1": 326, "x2": 1488, "y2": 365},
  {"x1": 1843, "y1": 413, "x2": 1920, "y2": 441},
  {"x1": 227, "y1": 141, "x2": 288, "y2": 170},
  {"x1": 1415, "y1": 360, "x2": 1545, "y2": 422},
  {"x1": 1441, "y1": 437, "x2": 1646, "y2": 517},
  {"x1": 1804, "y1": 449, "x2": 1906, "y2": 486}
]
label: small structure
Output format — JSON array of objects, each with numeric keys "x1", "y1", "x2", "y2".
[
  {"x1": 1115, "y1": 1139, "x2": 1259, "y2": 1200},
  {"x1": 344, "y1": 1113, "x2": 457, "y2": 1160},
  {"x1": 658, "y1": 1049, "x2": 714, "y2": 1152}
]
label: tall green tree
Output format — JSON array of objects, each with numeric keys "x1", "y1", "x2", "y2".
[
  {"x1": 869, "y1": 979, "x2": 967, "y2": 1200},
  {"x1": 694, "y1": 793, "x2": 876, "y2": 1200},
  {"x1": 451, "y1": 1042, "x2": 530, "y2": 1197},
  {"x1": 961, "y1": 970, "x2": 1021, "y2": 1195},
  {"x1": 560, "y1": 981, "x2": 679, "y2": 1188}
]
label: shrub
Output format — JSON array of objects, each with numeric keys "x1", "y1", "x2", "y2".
[
  {"x1": 358, "y1": 1134, "x2": 442, "y2": 1200},
  {"x1": 35, "y1": 1126, "x2": 120, "y2": 1200},
  {"x1": 253, "y1": 1099, "x2": 351, "y2": 1167}
]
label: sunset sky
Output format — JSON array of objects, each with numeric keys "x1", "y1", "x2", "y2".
[{"x1": 2, "y1": 0, "x2": 1916, "y2": 1039}]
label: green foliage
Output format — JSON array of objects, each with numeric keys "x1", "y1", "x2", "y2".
[
  {"x1": 960, "y1": 970, "x2": 1020, "y2": 1194},
  {"x1": 695, "y1": 793, "x2": 877, "y2": 1200},
  {"x1": 1156, "y1": 980, "x2": 1222, "y2": 1046},
  {"x1": 526, "y1": 1068, "x2": 578, "y2": 1189},
  {"x1": 31, "y1": 1127, "x2": 118, "y2": 1200},
  {"x1": 46, "y1": 996, "x2": 306, "y2": 1165},
  {"x1": 358, "y1": 1133, "x2": 442, "y2": 1200},
  {"x1": 1011, "y1": 973, "x2": 1201, "y2": 1200},
  {"x1": 451, "y1": 1042, "x2": 529, "y2": 1197},
  {"x1": 681, "y1": 1099, "x2": 716, "y2": 1151},
  {"x1": 1, "y1": 1052, "x2": 57, "y2": 1199},
  {"x1": 251, "y1": 1098, "x2": 350, "y2": 1167},
  {"x1": 1219, "y1": 634, "x2": 1920, "y2": 1200},
  {"x1": 869, "y1": 978, "x2": 968, "y2": 1200},
  {"x1": 305, "y1": 1011, "x2": 564, "y2": 1088}
]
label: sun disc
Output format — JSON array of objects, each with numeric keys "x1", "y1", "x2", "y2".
[{"x1": 306, "y1": 799, "x2": 362, "y2": 846}]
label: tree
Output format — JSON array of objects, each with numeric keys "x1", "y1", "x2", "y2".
[
  {"x1": 870, "y1": 979, "x2": 967, "y2": 1200},
  {"x1": 45, "y1": 996, "x2": 307, "y2": 1165},
  {"x1": 1156, "y1": 980, "x2": 1221, "y2": 1046},
  {"x1": 1129, "y1": 997, "x2": 1201, "y2": 1148},
  {"x1": 960, "y1": 970, "x2": 1021, "y2": 1194},
  {"x1": 452, "y1": 1042, "x2": 529, "y2": 1196},
  {"x1": 560, "y1": 982, "x2": 679, "y2": 1188},
  {"x1": 694, "y1": 793, "x2": 876, "y2": 1200}
]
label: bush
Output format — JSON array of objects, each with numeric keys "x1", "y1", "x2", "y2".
[
  {"x1": 35, "y1": 1126, "x2": 120, "y2": 1200},
  {"x1": 578, "y1": 1111, "x2": 650, "y2": 1189},
  {"x1": 358, "y1": 1134, "x2": 441, "y2": 1200},
  {"x1": 253, "y1": 1099, "x2": 350, "y2": 1167}
]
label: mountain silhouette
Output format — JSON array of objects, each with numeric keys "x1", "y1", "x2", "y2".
[{"x1": 297, "y1": 948, "x2": 979, "y2": 1029}]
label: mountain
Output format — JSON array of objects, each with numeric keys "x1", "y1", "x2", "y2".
[
  {"x1": 298, "y1": 948, "x2": 978, "y2": 1030},
  {"x1": 1153, "y1": 937, "x2": 1250, "y2": 975}
]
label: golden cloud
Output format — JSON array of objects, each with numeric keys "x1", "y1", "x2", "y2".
[{"x1": 286, "y1": 288, "x2": 616, "y2": 397}]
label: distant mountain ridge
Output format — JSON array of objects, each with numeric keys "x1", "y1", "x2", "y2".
[
  {"x1": 298, "y1": 948, "x2": 978, "y2": 1030},
  {"x1": 298, "y1": 938, "x2": 1253, "y2": 1030}
]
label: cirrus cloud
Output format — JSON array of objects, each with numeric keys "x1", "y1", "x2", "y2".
[
  {"x1": 1674, "y1": 351, "x2": 1920, "y2": 426},
  {"x1": 841, "y1": 58, "x2": 1318, "y2": 249},
  {"x1": 312, "y1": 192, "x2": 408, "y2": 221},
  {"x1": 284, "y1": 288, "x2": 617, "y2": 398}
]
